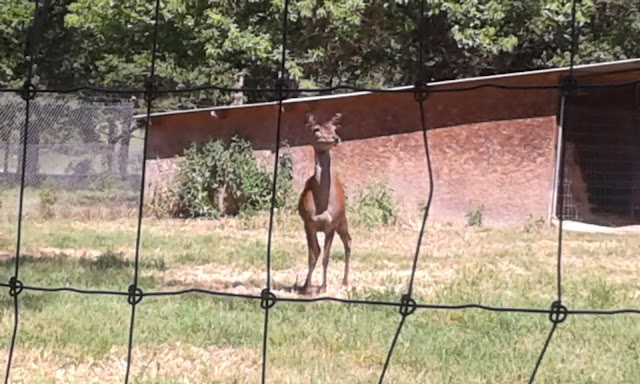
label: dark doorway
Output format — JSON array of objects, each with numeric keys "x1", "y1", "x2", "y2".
[{"x1": 556, "y1": 83, "x2": 640, "y2": 226}]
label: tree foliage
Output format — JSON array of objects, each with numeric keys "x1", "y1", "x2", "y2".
[{"x1": 0, "y1": 0, "x2": 638, "y2": 111}]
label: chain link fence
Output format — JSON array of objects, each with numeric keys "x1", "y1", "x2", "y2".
[{"x1": 0, "y1": 93, "x2": 142, "y2": 190}]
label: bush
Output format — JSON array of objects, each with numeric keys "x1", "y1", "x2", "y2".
[
  {"x1": 351, "y1": 181, "x2": 397, "y2": 228},
  {"x1": 146, "y1": 184, "x2": 177, "y2": 219},
  {"x1": 39, "y1": 188, "x2": 57, "y2": 219},
  {"x1": 465, "y1": 203, "x2": 485, "y2": 227},
  {"x1": 92, "y1": 173, "x2": 126, "y2": 192},
  {"x1": 523, "y1": 214, "x2": 546, "y2": 233},
  {"x1": 173, "y1": 136, "x2": 295, "y2": 218},
  {"x1": 274, "y1": 142, "x2": 297, "y2": 212}
]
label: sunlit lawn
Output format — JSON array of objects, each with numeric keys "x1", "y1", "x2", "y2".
[{"x1": 0, "y1": 188, "x2": 639, "y2": 383}]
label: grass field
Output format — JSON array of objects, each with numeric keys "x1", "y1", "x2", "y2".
[{"x1": 1, "y1": 187, "x2": 640, "y2": 383}]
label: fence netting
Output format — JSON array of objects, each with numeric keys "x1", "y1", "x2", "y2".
[
  {"x1": 0, "y1": 94, "x2": 138, "y2": 182},
  {"x1": 2, "y1": 0, "x2": 640, "y2": 383}
]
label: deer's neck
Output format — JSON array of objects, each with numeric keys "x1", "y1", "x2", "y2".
[{"x1": 314, "y1": 150, "x2": 332, "y2": 187}]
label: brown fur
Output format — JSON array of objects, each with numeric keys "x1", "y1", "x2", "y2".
[{"x1": 296, "y1": 112, "x2": 352, "y2": 295}]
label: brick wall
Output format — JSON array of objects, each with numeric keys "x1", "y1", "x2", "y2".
[{"x1": 145, "y1": 72, "x2": 568, "y2": 226}]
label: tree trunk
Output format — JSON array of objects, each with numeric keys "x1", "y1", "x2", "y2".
[
  {"x1": 1, "y1": 127, "x2": 10, "y2": 173},
  {"x1": 118, "y1": 129, "x2": 131, "y2": 181},
  {"x1": 106, "y1": 119, "x2": 116, "y2": 173},
  {"x1": 25, "y1": 126, "x2": 40, "y2": 186}
]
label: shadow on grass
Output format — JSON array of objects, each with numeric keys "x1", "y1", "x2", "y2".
[
  {"x1": 0, "y1": 251, "x2": 164, "y2": 312},
  {"x1": 0, "y1": 291, "x2": 52, "y2": 313},
  {"x1": 0, "y1": 251, "x2": 167, "y2": 271}
]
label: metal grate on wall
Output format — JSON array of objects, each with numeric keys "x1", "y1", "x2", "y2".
[{"x1": 559, "y1": 176, "x2": 580, "y2": 221}]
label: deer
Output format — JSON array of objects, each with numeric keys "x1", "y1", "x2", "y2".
[{"x1": 296, "y1": 112, "x2": 352, "y2": 295}]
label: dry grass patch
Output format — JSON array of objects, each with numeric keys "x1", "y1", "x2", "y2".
[
  {"x1": 0, "y1": 343, "x2": 259, "y2": 384},
  {"x1": 149, "y1": 259, "x2": 457, "y2": 299}
]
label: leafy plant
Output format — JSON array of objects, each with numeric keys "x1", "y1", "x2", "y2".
[
  {"x1": 351, "y1": 181, "x2": 397, "y2": 228},
  {"x1": 174, "y1": 139, "x2": 224, "y2": 218},
  {"x1": 466, "y1": 203, "x2": 485, "y2": 227},
  {"x1": 39, "y1": 188, "x2": 58, "y2": 219},
  {"x1": 274, "y1": 140, "x2": 297, "y2": 213},
  {"x1": 92, "y1": 173, "x2": 122, "y2": 192},
  {"x1": 523, "y1": 214, "x2": 546, "y2": 233},
  {"x1": 145, "y1": 184, "x2": 177, "y2": 219},
  {"x1": 172, "y1": 136, "x2": 294, "y2": 218}
]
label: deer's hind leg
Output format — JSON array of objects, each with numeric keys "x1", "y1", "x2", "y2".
[{"x1": 337, "y1": 218, "x2": 352, "y2": 287}]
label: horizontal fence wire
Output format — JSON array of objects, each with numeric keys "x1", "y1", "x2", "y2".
[
  {"x1": 2, "y1": 0, "x2": 640, "y2": 383},
  {"x1": 2, "y1": 79, "x2": 640, "y2": 96},
  {"x1": 2, "y1": 281, "x2": 640, "y2": 316}
]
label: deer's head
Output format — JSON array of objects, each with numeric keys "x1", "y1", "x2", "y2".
[{"x1": 304, "y1": 112, "x2": 343, "y2": 152}]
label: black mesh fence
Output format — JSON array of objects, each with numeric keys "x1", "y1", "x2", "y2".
[{"x1": 2, "y1": 0, "x2": 640, "y2": 383}]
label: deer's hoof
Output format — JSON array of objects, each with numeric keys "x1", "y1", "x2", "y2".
[
  {"x1": 341, "y1": 280, "x2": 353, "y2": 293},
  {"x1": 316, "y1": 285, "x2": 327, "y2": 294},
  {"x1": 295, "y1": 284, "x2": 315, "y2": 296}
]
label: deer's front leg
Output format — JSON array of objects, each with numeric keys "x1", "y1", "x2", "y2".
[{"x1": 318, "y1": 229, "x2": 335, "y2": 294}]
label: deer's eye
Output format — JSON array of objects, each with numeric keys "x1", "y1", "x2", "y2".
[{"x1": 313, "y1": 127, "x2": 320, "y2": 133}]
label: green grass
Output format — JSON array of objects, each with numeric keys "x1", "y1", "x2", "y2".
[
  {"x1": 0, "y1": 208, "x2": 639, "y2": 383},
  {"x1": 4, "y1": 288, "x2": 640, "y2": 383}
]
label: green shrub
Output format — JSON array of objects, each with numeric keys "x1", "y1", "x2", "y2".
[
  {"x1": 146, "y1": 184, "x2": 176, "y2": 219},
  {"x1": 92, "y1": 173, "x2": 125, "y2": 192},
  {"x1": 274, "y1": 141, "x2": 297, "y2": 213},
  {"x1": 466, "y1": 203, "x2": 485, "y2": 227},
  {"x1": 351, "y1": 181, "x2": 397, "y2": 228},
  {"x1": 173, "y1": 136, "x2": 294, "y2": 218},
  {"x1": 523, "y1": 214, "x2": 546, "y2": 233},
  {"x1": 39, "y1": 188, "x2": 57, "y2": 219}
]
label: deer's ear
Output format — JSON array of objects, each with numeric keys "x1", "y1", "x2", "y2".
[
  {"x1": 330, "y1": 113, "x2": 343, "y2": 128},
  {"x1": 304, "y1": 113, "x2": 316, "y2": 129}
]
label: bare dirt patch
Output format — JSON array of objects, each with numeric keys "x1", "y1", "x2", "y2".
[{"x1": 150, "y1": 260, "x2": 458, "y2": 299}]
